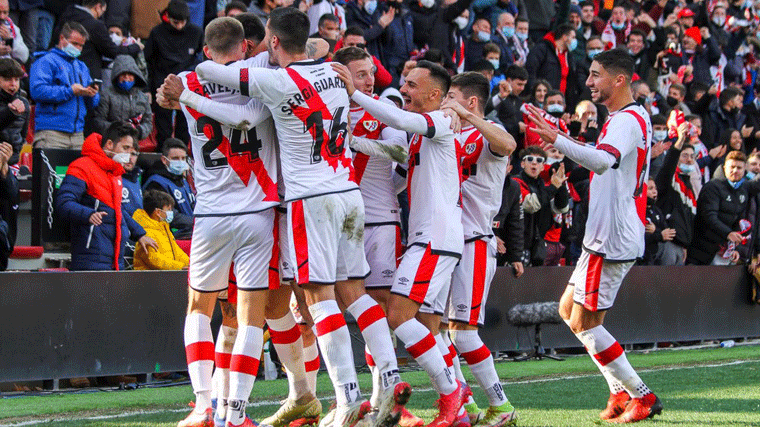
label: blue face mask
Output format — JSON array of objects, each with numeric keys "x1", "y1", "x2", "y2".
[
  {"x1": 568, "y1": 38, "x2": 578, "y2": 51},
  {"x1": 62, "y1": 41, "x2": 81, "y2": 58},
  {"x1": 167, "y1": 159, "x2": 189, "y2": 175},
  {"x1": 502, "y1": 26, "x2": 515, "y2": 38},
  {"x1": 611, "y1": 21, "x2": 626, "y2": 31},
  {"x1": 516, "y1": 31, "x2": 528, "y2": 41},
  {"x1": 546, "y1": 104, "x2": 564, "y2": 114},
  {"x1": 588, "y1": 48, "x2": 603, "y2": 59},
  {"x1": 477, "y1": 31, "x2": 491, "y2": 42},
  {"x1": 118, "y1": 80, "x2": 135, "y2": 91},
  {"x1": 164, "y1": 209, "x2": 174, "y2": 223},
  {"x1": 747, "y1": 171, "x2": 757, "y2": 180}
]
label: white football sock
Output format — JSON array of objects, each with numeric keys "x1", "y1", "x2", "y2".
[
  {"x1": 453, "y1": 329, "x2": 507, "y2": 407},
  {"x1": 347, "y1": 295, "x2": 400, "y2": 390},
  {"x1": 228, "y1": 326, "x2": 264, "y2": 424},
  {"x1": 575, "y1": 326, "x2": 651, "y2": 398},
  {"x1": 184, "y1": 313, "x2": 214, "y2": 412},
  {"x1": 215, "y1": 325, "x2": 237, "y2": 419},
  {"x1": 303, "y1": 340, "x2": 320, "y2": 396},
  {"x1": 394, "y1": 319, "x2": 456, "y2": 395},
  {"x1": 267, "y1": 313, "x2": 310, "y2": 401},
  {"x1": 310, "y1": 300, "x2": 361, "y2": 406}
]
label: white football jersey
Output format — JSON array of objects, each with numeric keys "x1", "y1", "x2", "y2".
[
  {"x1": 457, "y1": 123, "x2": 508, "y2": 241},
  {"x1": 349, "y1": 100, "x2": 406, "y2": 225},
  {"x1": 236, "y1": 59, "x2": 358, "y2": 201},
  {"x1": 179, "y1": 59, "x2": 278, "y2": 216},
  {"x1": 407, "y1": 111, "x2": 463, "y2": 256},
  {"x1": 584, "y1": 103, "x2": 651, "y2": 261}
]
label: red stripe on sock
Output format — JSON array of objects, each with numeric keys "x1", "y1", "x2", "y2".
[
  {"x1": 594, "y1": 341, "x2": 624, "y2": 366},
  {"x1": 356, "y1": 304, "x2": 386, "y2": 331},
  {"x1": 406, "y1": 333, "x2": 437, "y2": 359},
  {"x1": 270, "y1": 324, "x2": 302, "y2": 344},
  {"x1": 215, "y1": 352, "x2": 231, "y2": 369},
  {"x1": 448, "y1": 344, "x2": 457, "y2": 357},
  {"x1": 461, "y1": 345, "x2": 491, "y2": 365},
  {"x1": 315, "y1": 313, "x2": 346, "y2": 336},
  {"x1": 305, "y1": 356, "x2": 320, "y2": 372},
  {"x1": 365, "y1": 351, "x2": 376, "y2": 367},
  {"x1": 186, "y1": 341, "x2": 214, "y2": 365},
  {"x1": 230, "y1": 354, "x2": 260, "y2": 376},
  {"x1": 443, "y1": 351, "x2": 454, "y2": 367}
]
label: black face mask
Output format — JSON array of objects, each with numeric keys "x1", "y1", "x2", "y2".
[
  {"x1": 637, "y1": 96, "x2": 647, "y2": 106},
  {"x1": 548, "y1": 111, "x2": 563, "y2": 119},
  {"x1": 666, "y1": 96, "x2": 679, "y2": 107}
]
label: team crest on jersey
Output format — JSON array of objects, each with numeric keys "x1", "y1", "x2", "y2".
[
  {"x1": 121, "y1": 187, "x2": 130, "y2": 202},
  {"x1": 464, "y1": 142, "x2": 477, "y2": 155},
  {"x1": 363, "y1": 120, "x2": 379, "y2": 132}
]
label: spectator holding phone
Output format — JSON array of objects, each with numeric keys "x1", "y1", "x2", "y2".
[
  {"x1": 0, "y1": 58, "x2": 28, "y2": 165},
  {"x1": 30, "y1": 21, "x2": 99, "y2": 150},
  {"x1": 0, "y1": 0, "x2": 28, "y2": 64}
]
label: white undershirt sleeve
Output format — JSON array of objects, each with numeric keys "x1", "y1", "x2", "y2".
[
  {"x1": 554, "y1": 135, "x2": 616, "y2": 175},
  {"x1": 179, "y1": 89, "x2": 272, "y2": 130},
  {"x1": 351, "y1": 91, "x2": 446, "y2": 136}
]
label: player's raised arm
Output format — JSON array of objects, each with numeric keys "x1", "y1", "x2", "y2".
[
  {"x1": 351, "y1": 126, "x2": 409, "y2": 164},
  {"x1": 179, "y1": 90, "x2": 272, "y2": 131},
  {"x1": 195, "y1": 60, "x2": 281, "y2": 105},
  {"x1": 440, "y1": 97, "x2": 515, "y2": 156},
  {"x1": 332, "y1": 62, "x2": 448, "y2": 137}
]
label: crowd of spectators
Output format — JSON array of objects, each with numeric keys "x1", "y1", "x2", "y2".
[{"x1": 0, "y1": 0, "x2": 760, "y2": 273}]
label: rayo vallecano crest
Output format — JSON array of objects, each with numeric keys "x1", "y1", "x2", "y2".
[{"x1": 363, "y1": 120, "x2": 379, "y2": 132}]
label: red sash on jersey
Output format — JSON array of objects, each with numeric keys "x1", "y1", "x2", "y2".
[
  {"x1": 351, "y1": 105, "x2": 386, "y2": 184},
  {"x1": 185, "y1": 72, "x2": 278, "y2": 202},
  {"x1": 284, "y1": 67, "x2": 355, "y2": 181}
]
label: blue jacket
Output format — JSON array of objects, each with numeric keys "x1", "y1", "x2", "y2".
[
  {"x1": 122, "y1": 168, "x2": 143, "y2": 218},
  {"x1": 143, "y1": 173, "x2": 195, "y2": 216},
  {"x1": 30, "y1": 48, "x2": 99, "y2": 134},
  {"x1": 56, "y1": 133, "x2": 145, "y2": 271}
]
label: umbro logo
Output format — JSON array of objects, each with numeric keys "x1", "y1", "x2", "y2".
[
  {"x1": 398, "y1": 277, "x2": 409, "y2": 283},
  {"x1": 456, "y1": 304, "x2": 467, "y2": 311},
  {"x1": 382, "y1": 269, "x2": 394, "y2": 278}
]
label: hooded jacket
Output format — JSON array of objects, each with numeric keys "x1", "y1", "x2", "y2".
[
  {"x1": 131, "y1": 208, "x2": 189, "y2": 270},
  {"x1": 92, "y1": 55, "x2": 153, "y2": 140},
  {"x1": 55, "y1": 133, "x2": 145, "y2": 270},
  {"x1": 30, "y1": 47, "x2": 99, "y2": 134}
]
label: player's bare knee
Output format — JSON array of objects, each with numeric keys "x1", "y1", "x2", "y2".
[
  {"x1": 335, "y1": 279, "x2": 366, "y2": 307},
  {"x1": 186, "y1": 289, "x2": 217, "y2": 317},
  {"x1": 264, "y1": 287, "x2": 292, "y2": 319},
  {"x1": 449, "y1": 321, "x2": 477, "y2": 332}
]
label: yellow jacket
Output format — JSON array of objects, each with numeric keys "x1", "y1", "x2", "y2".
[{"x1": 132, "y1": 209, "x2": 189, "y2": 270}]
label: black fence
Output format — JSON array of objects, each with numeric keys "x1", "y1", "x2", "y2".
[{"x1": 0, "y1": 266, "x2": 757, "y2": 383}]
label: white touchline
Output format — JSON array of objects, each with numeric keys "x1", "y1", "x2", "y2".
[{"x1": 2, "y1": 359, "x2": 757, "y2": 427}]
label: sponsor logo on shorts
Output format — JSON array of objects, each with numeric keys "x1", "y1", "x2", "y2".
[
  {"x1": 398, "y1": 277, "x2": 409, "y2": 283},
  {"x1": 456, "y1": 304, "x2": 467, "y2": 311},
  {"x1": 382, "y1": 269, "x2": 394, "y2": 278}
]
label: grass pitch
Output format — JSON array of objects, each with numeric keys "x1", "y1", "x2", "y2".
[{"x1": 1, "y1": 345, "x2": 759, "y2": 427}]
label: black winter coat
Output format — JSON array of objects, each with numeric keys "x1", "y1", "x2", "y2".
[
  {"x1": 525, "y1": 36, "x2": 582, "y2": 108},
  {"x1": 0, "y1": 89, "x2": 28, "y2": 166},
  {"x1": 655, "y1": 146, "x2": 696, "y2": 248},
  {"x1": 0, "y1": 169, "x2": 18, "y2": 271},
  {"x1": 687, "y1": 178, "x2": 760, "y2": 265},
  {"x1": 493, "y1": 177, "x2": 524, "y2": 265},
  {"x1": 144, "y1": 21, "x2": 204, "y2": 93},
  {"x1": 514, "y1": 171, "x2": 568, "y2": 265}
]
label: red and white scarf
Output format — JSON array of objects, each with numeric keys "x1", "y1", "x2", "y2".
[{"x1": 601, "y1": 19, "x2": 631, "y2": 50}]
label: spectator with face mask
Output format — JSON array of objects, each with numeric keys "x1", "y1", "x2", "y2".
[
  {"x1": 311, "y1": 13, "x2": 340, "y2": 43},
  {"x1": 142, "y1": 138, "x2": 195, "y2": 239},
  {"x1": 464, "y1": 16, "x2": 493, "y2": 72},
  {"x1": 92, "y1": 55, "x2": 152, "y2": 143},
  {"x1": 344, "y1": 0, "x2": 387, "y2": 59},
  {"x1": 121, "y1": 140, "x2": 142, "y2": 217},
  {"x1": 248, "y1": 0, "x2": 284, "y2": 25},
  {"x1": 705, "y1": 87, "x2": 746, "y2": 148},
  {"x1": 55, "y1": 122, "x2": 157, "y2": 271},
  {"x1": 30, "y1": 21, "x2": 99, "y2": 150},
  {"x1": 377, "y1": 0, "x2": 416, "y2": 86},
  {"x1": 0, "y1": 58, "x2": 27, "y2": 166},
  {"x1": 526, "y1": 23, "x2": 581, "y2": 109},
  {"x1": 132, "y1": 189, "x2": 189, "y2": 270}
]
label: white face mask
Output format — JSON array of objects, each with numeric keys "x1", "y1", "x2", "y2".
[
  {"x1": 454, "y1": 16, "x2": 468, "y2": 30},
  {"x1": 420, "y1": 0, "x2": 435, "y2": 8},
  {"x1": 110, "y1": 152, "x2": 131, "y2": 165},
  {"x1": 546, "y1": 157, "x2": 562, "y2": 165},
  {"x1": 110, "y1": 33, "x2": 123, "y2": 45}
]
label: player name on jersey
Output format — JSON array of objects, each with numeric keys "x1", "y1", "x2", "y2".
[{"x1": 281, "y1": 76, "x2": 346, "y2": 115}]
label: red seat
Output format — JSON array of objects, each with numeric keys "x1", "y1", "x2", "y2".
[
  {"x1": 10, "y1": 246, "x2": 44, "y2": 259},
  {"x1": 176, "y1": 239, "x2": 191, "y2": 256},
  {"x1": 26, "y1": 105, "x2": 34, "y2": 145},
  {"x1": 19, "y1": 189, "x2": 31, "y2": 202},
  {"x1": 138, "y1": 115, "x2": 158, "y2": 152}
]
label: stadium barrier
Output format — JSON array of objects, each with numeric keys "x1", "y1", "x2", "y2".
[{"x1": 0, "y1": 266, "x2": 757, "y2": 383}]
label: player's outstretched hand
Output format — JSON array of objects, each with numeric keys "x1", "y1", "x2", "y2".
[
  {"x1": 162, "y1": 74, "x2": 185, "y2": 102},
  {"x1": 441, "y1": 106, "x2": 462, "y2": 133},
  {"x1": 525, "y1": 104, "x2": 558, "y2": 148},
  {"x1": 440, "y1": 99, "x2": 469, "y2": 119},
  {"x1": 330, "y1": 63, "x2": 356, "y2": 96}
]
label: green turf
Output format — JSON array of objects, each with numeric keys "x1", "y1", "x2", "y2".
[{"x1": 2, "y1": 345, "x2": 759, "y2": 426}]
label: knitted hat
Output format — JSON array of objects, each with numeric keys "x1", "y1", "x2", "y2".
[{"x1": 684, "y1": 26, "x2": 702, "y2": 45}]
